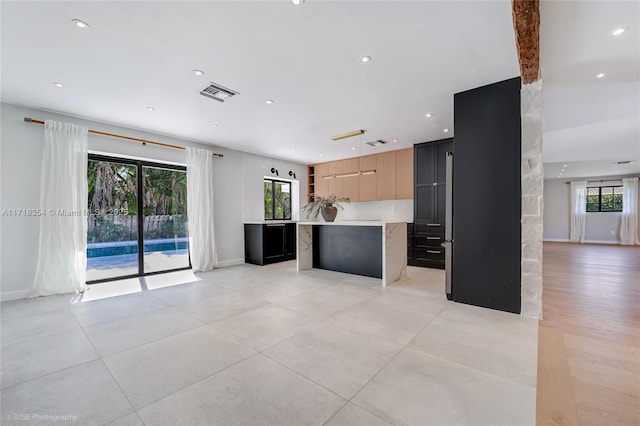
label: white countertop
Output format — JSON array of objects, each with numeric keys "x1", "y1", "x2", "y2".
[
  {"x1": 297, "y1": 221, "x2": 406, "y2": 226},
  {"x1": 244, "y1": 221, "x2": 297, "y2": 225}
]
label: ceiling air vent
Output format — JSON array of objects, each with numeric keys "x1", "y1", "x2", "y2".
[
  {"x1": 199, "y1": 82, "x2": 239, "y2": 103},
  {"x1": 366, "y1": 139, "x2": 388, "y2": 147}
]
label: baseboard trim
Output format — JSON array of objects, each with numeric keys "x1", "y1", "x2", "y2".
[
  {"x1": 215, "y1": 258, "x2": 245, "y2": 268},
  {"x1": 543, "y1": 238, "x2": 620, "y2": 245},
  {"x1": 0, "y1": 289, "x2": 29, "y2": 302}
]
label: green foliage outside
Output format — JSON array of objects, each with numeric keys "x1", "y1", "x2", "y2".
[
  {"x1": 264, "y1": 180, "x2": 291, "y2": 220},
  {"x1": 88, "y1": 161, "x2": 188, "y2": 243},
  {"x1": 586, "y1": 186, "x2": 623, "y2": 212}
]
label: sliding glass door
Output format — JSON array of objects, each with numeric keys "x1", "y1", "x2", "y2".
[
  {"x1": 87, "y1": 158, "x2": 139, "y2": 281},
  {"x1": 86, "y1": 155, "x2": 190, "y2": 283},
  {"x1": 142, "y1": 166, "x2": 189, "y2": 273}
]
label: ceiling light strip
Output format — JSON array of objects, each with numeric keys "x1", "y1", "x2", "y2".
[{"x1": 331, "y1": 129, "x2": 365, "y2": 141}]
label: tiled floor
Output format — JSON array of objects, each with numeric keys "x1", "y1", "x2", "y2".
[{"x1": 1, "y1": 262, "x2": 538, "y2": 426}]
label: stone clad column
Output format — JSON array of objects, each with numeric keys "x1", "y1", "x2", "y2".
[{"x1": 521, "y1": 80, "x2": 543, "y2": 319}]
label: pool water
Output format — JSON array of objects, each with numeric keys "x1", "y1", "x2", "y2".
[{"x1": 87, "y1": 238, "x2": 189, "y2": 258}]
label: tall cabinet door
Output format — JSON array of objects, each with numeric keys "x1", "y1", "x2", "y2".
[
  {"x1": 314, "y1": 163, "x2": 330, "y2": 199},
  {"x1": 341, "y1": 158, "x2": 360, "y2": 201},
  {"x1": 435, "y1": 140, "x2": 454, "y2": 224},
  {"x1": 376, "y1": 151, "x2": 396, "y2": 200},
  {"x1": 359, "y1": 155, "x2": 377, "y2": 201},
  {"x1": 452, "y1": 77, "x2": 521, "y2": 314},
  {"x1": 328, "y1": 161, "x2": 343, "y2": 197},
  {"x1": 395, "y1": 148, "x2": 414, "y2": 200}
]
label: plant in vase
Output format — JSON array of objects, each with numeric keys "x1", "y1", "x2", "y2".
[{"x1": 302, "y1": 194, "x2": 350, "y2": 222}]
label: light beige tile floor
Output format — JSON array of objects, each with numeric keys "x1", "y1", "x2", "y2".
[{"x1": 0, "y1": 262, "x2": 538, "y2": 426}]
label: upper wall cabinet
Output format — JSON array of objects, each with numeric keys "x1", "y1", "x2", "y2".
[
  {"x1": 395, "y1": 148, "x2": 413, "y2": 200},
  {"x1": 359, "y1": 155, "x2": 377, "y2": 202},
  {"x1": 341, "y1": 158, "x2": 360, "y2": 201},
  {"x1": 376, "y1": 151, "x2": 396, "y2": 200},
  {"x1": 309, "y1": 148, "x2": 412, "y2": 202},
  {"x1": 314, "y1": 163, "x2": 330, "y2": 199}
]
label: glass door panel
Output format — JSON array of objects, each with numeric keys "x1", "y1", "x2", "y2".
[
  {"x1": 86, "y1": 160, "x2": 138, "y2": 281},
  {"x1": 142, "y1": 166, "x2": 189, "y2": 273}
]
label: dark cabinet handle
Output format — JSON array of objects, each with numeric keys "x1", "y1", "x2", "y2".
[
  {"x1": 427, "y1": 223, "x2": 441, "y2": 227},
  {"x1": 427, "y1": 236, "x2": 441, "y2": 240},
  {"x1": 427, "y1": 250, "x2": 441, "y2": 254},
  {"x1": 266, "y1": 224, "x2": 285, "y2": 227}
]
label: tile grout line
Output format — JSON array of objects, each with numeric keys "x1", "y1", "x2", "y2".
[{"x1": 72, "y1": 309, "x2": 143, "y2": 425}]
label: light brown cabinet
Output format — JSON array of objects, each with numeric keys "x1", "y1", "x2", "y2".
[
  {"x1": 341, "y1": 158, "x2": 360, "y2": 201},
  {"x1": 395, "y1": 148, "x2": 414, "y2": 199},
  {"x1": 328, "y1": 160, "x2": 343, "y2": 198},
  {"x1": 359, "y1": 155, "x2": 377, "y2": 201},
  {"x1": 309, "y1": 147, "x2": 412, "y2": 202},
  {"x1": 314, "y1": 162, "x2": 330, "y2": 199},
  {"x1": 376, "y1": 151, "x2": 396, "y2": 200}
]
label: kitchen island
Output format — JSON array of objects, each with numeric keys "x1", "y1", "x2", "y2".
[{"x1": 296, "y1": 221, "x2": 407, "y2": 286}]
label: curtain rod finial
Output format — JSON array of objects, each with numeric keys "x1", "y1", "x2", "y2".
[{"x1": 24, "y1": 117, "x2": 33, "y2": 123}]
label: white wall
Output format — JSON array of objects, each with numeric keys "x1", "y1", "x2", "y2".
[
  {"x1": 543, "y1": 176, "x2": 640, "y2": 243},
  {"x1": 329, "y1": 199, "x2": 413, "y2": 222},
  {"x1": 0, "y1": 103, "x2": 307, "y2": 300}
]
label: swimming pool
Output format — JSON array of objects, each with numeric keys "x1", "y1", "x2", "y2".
[{"x1": 87, "y1": 237, "x2": 189, "y2": 258}]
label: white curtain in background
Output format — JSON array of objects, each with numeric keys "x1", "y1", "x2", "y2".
[
  {"x1": 620, "y1": 177, "x2": 640, "y2": 245},
  {"x1": 186, "y1": 147, "x2": 218, "y2": 271},
  {"x1": 570, "y1": 181, "x2": 587, "y2": 243},
  {"x1": 29, "y1": 121, "x2": 88, "y2": 296}
]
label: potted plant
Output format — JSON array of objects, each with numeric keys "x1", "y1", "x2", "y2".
[{"x1": 302, "y1": 194, "x2": 350, "y2": 222}]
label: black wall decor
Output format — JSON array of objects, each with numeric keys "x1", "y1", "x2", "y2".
[{"x1": 451, "y1": 77, "x2": 522, "y2": 314}]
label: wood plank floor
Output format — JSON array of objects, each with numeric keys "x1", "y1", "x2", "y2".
[{"x1": 537, "y1": 242, "x2": 640, "y2": 426}]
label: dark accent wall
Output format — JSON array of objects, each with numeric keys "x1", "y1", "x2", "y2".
[
  {"x1": 312, "y1": 225, "x2": 382, "y2": 278},
  {"x1": 452, "y1": 77, "x2": 522, "y2": 314}
]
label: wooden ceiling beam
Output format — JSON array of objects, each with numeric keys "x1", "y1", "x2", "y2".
[{"x1": 512, "y1": 0, "x2": 540, "y2": 84}]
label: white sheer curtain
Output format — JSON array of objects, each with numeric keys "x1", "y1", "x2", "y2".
[
  {"x1": 570, "y1": 181, "x2": 587, "y2": 243},
  {"x1": 620, "y1": 177, "x2": 640, "y2": 245},
  {"x1": 186, "y1": 147, "x2": 217, "y2": 271},
  {"x1": 29, "y1": 121, "x2": 88, "y2": 296}
]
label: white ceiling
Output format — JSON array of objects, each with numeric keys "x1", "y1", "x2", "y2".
[
  {"x1": 1, "y1": 1, "x2": 637, "y2": 179},
  {"x1": 540, "y1": 0, "x2": 640, "y2": 179}
]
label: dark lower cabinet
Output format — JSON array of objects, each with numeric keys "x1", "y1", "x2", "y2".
[
  {"x1": 244, "y1": 223, "x2": 296, "y2": 266},
  {"x1": 410, "y1": 138, "x2": 453, "y2": 269}
]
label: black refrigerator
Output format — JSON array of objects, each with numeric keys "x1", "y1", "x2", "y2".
[{"x1": 446, "y1": 77, "x2": 522, "y2": 314}]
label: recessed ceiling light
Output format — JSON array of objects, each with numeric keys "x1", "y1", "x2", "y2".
[
  {"x1": 443, "y1": 128, "x2": 449, "y2": 133},
  {"x1": 319, "y1": 154, "x2": 324, "y2": 157},
  {"x1": 193, "y1": 69, "x2": 205, "y2": 76},
  {"x1": 53, "y1": 82, "x2": 64, "y2": 88},
  {"x1": 425, "y1": 113, "x2": 433, "y2": 118},
  {"x1": 211, "y1": 123, "x2": 218, "y2": 128},
  {"x1": 291, "y1": 0, "x2": 304, "y2": 5},
  {"x1": 292, "y1": 146, "x2": 297, "y2": 150},
  {"x1": 563, "y1": 164, "x2": 567, "y2": 167},
  {"x1": 612, "y1": 27, "x2": 627, "y2": 36},
  {"x1": 596, "y1": 73, "x2": 605, "y2": 78},
  {"x1": 146, "y1": 106, "x2": 155, "y2": 111},
  {"x1": 71, "y1": 19, "x2": 89, "y2": 29},
  {"x1": 266, "y1": 99, "x2": 274, "y2": 104},
  {"x1": 360, "y1": 56, "x2": 372, "y2": 63},
  {"x1": 351, "y1": 147, "x2": 356, "y2": 150},
  {"x1": 393, "y1": 139, "x2": 399, "y2": 143},
  {"x1": 561, "y1": 169, "x2": 565, "y2": 172}
]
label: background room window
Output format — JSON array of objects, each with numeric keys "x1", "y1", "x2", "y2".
[
  {"x1": 586, "y1": 186, "x2": 623, "y2": 212},
  {"x1": 264, "y1": 179, "x2": 291, "y2": 220}
]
